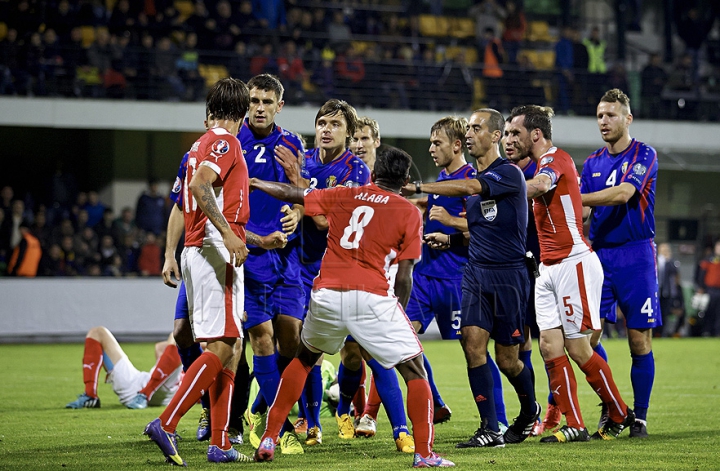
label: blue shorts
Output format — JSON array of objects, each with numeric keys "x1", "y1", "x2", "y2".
[
  {"x1": 406, "y1": 272, "x2": 462, "y2": 340},
  {"x1": 244, "y1": 241, "x2": 305, "y2": 330},
  {"x1": 596, "y1": 239, "x2": 661, "y2": 329},
  {"x1": 460, "y1": 263, "x2": 529, "y2": 345},
  {"x1": 174, "y1": 281, "x2": 189, "y2": 321}
]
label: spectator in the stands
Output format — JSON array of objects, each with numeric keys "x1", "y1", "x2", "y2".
[
  {"x1": 46, "y1": 0, "x2": 78, "y2": 44},
  {"x1": 135, "y1": 180, "x2": 166, "y2": 236},
  {"x1": 468, "y1": 0, "x2": 506, "y2": 52},
  {"x1": 328, "y1": 9, "x2": 352, "y2": 46},
  {"x1": 501, "y1": 1, "x2": 526, "y2": 65},
  {"x1": 252, "y1": 0, "x2": 287, "y2": 32},
  {"x1": 137, "y1": 232, "x2": 162, "y2": 276},
  {"x1": 113, "y1": 207, "x2": 136, "y2": 247},
  {"x1": 108, "y1": 0, "x2": 136, "y2": 37},
  {"x1": 229, "y1": 40, "x2": 251, "y2": 82},
  {"x1": 641, "y1": 53, "x2": 668, "y2": 119},
  {"x1": 84, "y1": 191, "x2": 106, "y2": 228}
]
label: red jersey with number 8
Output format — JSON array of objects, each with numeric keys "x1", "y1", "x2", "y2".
[
  {"x1": 304, "y1": 183, "x2": 423, "y2": 296},
  {"x1": 183, "y1": 127, "x2": 249, "y2": 247}
]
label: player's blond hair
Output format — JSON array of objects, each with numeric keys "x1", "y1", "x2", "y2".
[
  {"x1": 431, "y1": 116, "x2": 468, "y2": 150},
  {"x1": 357, "y1": 116, "x2": 380, "y2": 141},
  {"x1": 600, "y1": 88, "x2": 632, "y2": 115}
]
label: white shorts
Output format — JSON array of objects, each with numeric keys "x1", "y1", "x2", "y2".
[
  {"x1": 303, "y1": 288, "x2": 423, "y2": 369},
  {"x1": 535, "y1": 251, "x2": 603, "y2": 339},
  {"x1": 107, "y1": 357, "x2": 181, "y2": 407},
  {"x1": 182, "y1": 245, "x2": 244, "y2": 341}
]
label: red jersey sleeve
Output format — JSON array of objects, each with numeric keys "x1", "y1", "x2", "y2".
[
  {"x1": 304, "y1": 188, "x2": 337, "y2": 217},
  {"x1": 396, "y1": 204, "x2": 423, "y2": 261}
]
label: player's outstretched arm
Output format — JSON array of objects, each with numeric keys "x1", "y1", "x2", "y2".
[
  {"x1": 394, "y1": 259, "x2": 416, "y2": 309},
  {"x1": 581, "y1": 181, "x2": 636, "y2": 207},
  {"x1": 247, "y1": 230, "x2": 288, "y2": 250},
  {"x1": 250, "y1": 178, "x2": 305, "y2": 205},
  {"x1": 429, "y1": 206, "x2": 468, "y2": 231},
  {"x1": 162, "y1": 203, "x2": 184, "y2": 288},
  {"x1": 275, "y1": 145, "x2": 310, "y2": 188},
  {"x1": 402, "y1": 178, "x2": 483, "y2": 198},
  {"x1": 189, "y1": 165, "x2": 247, "y2": 266},
  {"x1": 525, "y1": 174, "x2": 552, "y2": 199}
]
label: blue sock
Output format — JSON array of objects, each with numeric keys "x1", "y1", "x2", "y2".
[
  {"x1": 594, "y1": 343, "x2": 608, "y2": 362},
  {"x1": 486, "y1": 353, "x2": 507, "y2": 427},
  {"x1": 337, "y1": 362, "x2": 362, "y2": 416},
  {"x1": 468, "y1": 363, "x2": 499, "y2": 432},
  {"x1": 631, "y1": 351, "x2": 654, "y2": 421},
  {"x1": 297, "y1": 393, "x2": 307, "y2": 420},
  {"x1": 177, "y1": 343, "x2": 202, "y2": 372},
  {"x1": 251, "y1": 390, "x2": 267, "y2": 414},
  {"x1": 423, "y1": 354, "x2": 445, "y2": 408},
  {"x1": 506, "y1": 365, "x2": 536, "y2": 416},
  {"x1": 305, "y1": 365, "x2": 323, "y2": 429},
  {"x1": 367, "y1": 359, "x2": 409, "y2": 439},
  {"x1": 545, "y1": 362, "x2": 556, "y2": 406},
  {"x1": 252, "y1": 354, "x2": 279, "y2": 415},
  {"x1": 178, "y1": 343, "x2": 209, "y2": 409}
]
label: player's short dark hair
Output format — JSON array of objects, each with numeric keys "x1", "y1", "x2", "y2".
[
  {"x1": 431, "y1": 116, "x2": 468, "y2": 149},
  {"x1": 508, "y1": 105, "x2": 554, "y2": 140},
  {"x1": 315, "y1": 99, "x2": 359, "y2": 143},
  {"x1": 472, "y1": 108, "x2": 505, "y2": 134},
  {"x1": 374, "y1": 145, "x2": 412, "y2": 187},
  {"x1": 357, "y1": 116, "x2": 380, "y2": 140},
  {"x1": 600, "y1": 88, "x2": 632, "y2": 114},
  {"x1": 247, "y1": 74, "x2": 284, "y2": 101},
  {"x1": 205, "y1": 77, "x2": 249, "y2": 122}
]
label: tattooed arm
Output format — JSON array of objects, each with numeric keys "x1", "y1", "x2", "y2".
[
  {"x1": 525, "y1": 174, "x2": 552, "y2": 199},
  {"x1": 189, "y1": 165, "x2": 248, "y2": 266}
]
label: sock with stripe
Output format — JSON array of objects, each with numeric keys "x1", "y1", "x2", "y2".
[
  {"x1": 406, "y1": 378, "x2": 434, "y2": 457},
  {"x1": 159, "y1": 351, "x2": 222, "y2": 434},
  {"x1": 261, "y1": 358, "x2": 313, "y2": 443},
  {"x1": 82, "y1": 337, "x2": 104, "y2": 398},
  {"x1": 545, "y1": 354, "x2": 584, "y2": 429},
  {"x1": 210, "y1": 368, "x2": 235, "y2": 449},
  {"x1": 579, "y1": 352, "x2": 628, "y2": 423},
  {"x1": 140, "y1": 345, "x2": 182, "y2": 399}
]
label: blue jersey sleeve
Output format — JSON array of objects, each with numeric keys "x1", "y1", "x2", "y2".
[
  {"x1": 339, "y1": 157, "x2": 371, "y2": 187},
  {"x1": 477, "y1": 163, "x2": 523, "y2": 199},
  {"x1": 169, "y1": 153, "x2": 189, "y2": 207},
  {"x1": 620, "y1": 143, "x2": 658, "y2": 194}
]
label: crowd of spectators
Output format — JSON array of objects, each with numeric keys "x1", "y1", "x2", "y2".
[{"x1": 0, "y1": 183, "x2": 172, "y2": 278}]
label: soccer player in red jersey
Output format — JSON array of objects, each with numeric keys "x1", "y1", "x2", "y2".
[
  {"x1": 505, "y1": 105, "x2": 634, "y2": 442},
  {"x1": 144, "y1": 78, "x2": 253, "y2": 465},
  {"x1": 251, "y1": 146, "x2": 454, "y2": 468}
]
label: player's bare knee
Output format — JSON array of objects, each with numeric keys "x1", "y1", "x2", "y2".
[
  {"x1": 86, "y1": 326, "x2": 107, "y2": 340},
  {"x1": 340, "y1": 342, "x2": 363, "y2": 370},
  {"x1": 397, "y1": 356, "x2": 426, "y2": 382},
  {"x1": 173, "y1": 320, "x2": 194, "y2": 349},
  {"x1": 628, "y1": 328, "x2": 652, "y2": 355},
  {"x1": 248, "y1": 324, "x2": 275, "y2": 356}
]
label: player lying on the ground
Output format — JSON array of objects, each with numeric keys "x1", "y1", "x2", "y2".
[{"x1": 65, "y1": 326, "x2": 181, "y2": 409}]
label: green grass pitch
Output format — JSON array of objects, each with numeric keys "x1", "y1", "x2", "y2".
[{"x1": 1, "y1": 338, "x2": 719, "y2": 470}]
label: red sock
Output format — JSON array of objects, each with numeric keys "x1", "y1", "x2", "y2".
[
  {"x1": 579, "y1": 352, "x2": 629, "y2": 423},
  {"x1": 82, "y1": 338, "x2": 104, "y2": 398},
  {"x1": 210, "y1": 368, "x2": 235, "y2": 449},
  {"x1": 159, "y1": 351, "x2": 222, "y2": 433},
  {"x1": 261, "y1": 358, "x2": 312, "y2": 443},
  {"x1": 406, "y1": 378, "x2": 433, "y2": 457},
  {"x1": 363, "y1": 375, "x2": 382, "y2": 420},
  {"x1": 545, "y1": 355, "x2": 584, "y2": 429},
  {"x1": 352, "y1": 361, "x2": 367, "y2": 418},
  {"x1": 140, "y1": 345, "x2": 182, "y2": 400}
]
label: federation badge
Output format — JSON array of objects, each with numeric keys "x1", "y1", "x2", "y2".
[
  {"x1": 481, "y1": 199, "x2": 497, "y2": 221},
  {"x1": 211, "y1": 139, "x2": 230, "y2": 155},
  {"x1": 326, "y1": 175, "x2": 337, "y2": 188},
  {"x1": 540, "y1": 156, "x2": 554, "y2": 166},
  {"x1": 622, "y1": 162, "x2": 628, "y2": 174},
  {"x1": 172, "y1": 177, "x2": 182, "y2": 194},
  {"x1": 633, "y1": 163, "x2": 647, "y2": 176}
]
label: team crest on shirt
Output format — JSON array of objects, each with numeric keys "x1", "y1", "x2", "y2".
[
  {"x1": 172, "y1": 177, "x2": 182, "y2": 194},
  {"x1": 481, "y1": 200, "x2": 497, "y2": 221},
  {"x1": 540, "y1": 156, "x2": 554, "y2": 166},
  {"x1": 633, "y1": 163, "x2": 647, "y2": 176},
  {"x1": 211, "y1": 139, "x2": 230, "y2": 158},
  {"x1": 326, "y1": 175, "x2": 338, "y2": 187},
  {"x1": 622, "y1": 162, "x2": 628, "y2": 174}
]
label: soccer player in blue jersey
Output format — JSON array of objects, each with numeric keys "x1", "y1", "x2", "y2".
[
  {"x1": 237, "y1": 74, "x2": 308, "y2": 454},
  {"x1": 580, "y1": 89, "x2": 659, "y2": 439},
  {"x1": 406, "y1": 109, "x2": 539, "y2": 448},
  {"x1": 404, "y1": 116, "x2": 471, "y2": 427}
]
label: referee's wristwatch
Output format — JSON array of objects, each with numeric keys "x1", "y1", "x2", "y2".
[{"x1": 414, "y1": 181, "x2": 423, "y2": 194}]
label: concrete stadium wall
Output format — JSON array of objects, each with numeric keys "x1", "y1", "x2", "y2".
[{"x1": 0, "y1": 278, "x2": 179, "y2": 343}]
